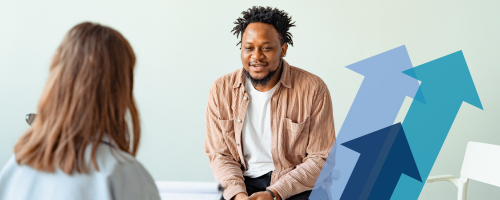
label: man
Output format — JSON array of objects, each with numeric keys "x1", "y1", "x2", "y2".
[{"x1": 205, "y1": 6, "x2": 335, "y2": 200}]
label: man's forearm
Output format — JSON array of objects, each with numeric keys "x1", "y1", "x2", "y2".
[
  {"x1": 267, "y1": 156, "x2": 326, "y2": 199},
  {"x1": 208, "y1": 153, "x2": 247, "y2": 199}
]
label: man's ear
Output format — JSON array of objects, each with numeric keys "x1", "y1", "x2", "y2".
[{"x1": 281, "y1": 43, "x2": 288, "y2": 57}]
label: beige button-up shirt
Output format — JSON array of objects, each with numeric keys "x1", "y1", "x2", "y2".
[{"x1": 205, "y1": 60, "x2": 335, "y2": 199}]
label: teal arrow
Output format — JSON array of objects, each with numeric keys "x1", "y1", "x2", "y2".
[
  {"x1": 310, "y1": 45, "x2": 419, "y2": 200},
  {"x1": 390, "y1": 50, "x2": 483, "y2": 199}
]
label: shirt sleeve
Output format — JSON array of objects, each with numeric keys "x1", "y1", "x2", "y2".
[
  {"x1": 268, "y1": 84, "x2": 336, "y2": 199},
  {"x1": 205, "y1": 81, "x2": 247, "y2": 200}
]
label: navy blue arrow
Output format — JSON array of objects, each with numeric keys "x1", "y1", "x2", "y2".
[
  {"x1": 339, "y1": 123, "x2": 421, "y2": 200},
  {"x1": 368, "y1": 124, "x2": 421, "y2": 200},
  {"x1": 340, "y1": 124, "x2": 399, "y2": 200}
]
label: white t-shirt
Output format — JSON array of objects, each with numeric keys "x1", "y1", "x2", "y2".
[
  {"x1": 0, "y1": 138, "x2": 160, "y2": 200},
  {"x1": 242, "y1": 77, "x2": 277, "y2": 178}
]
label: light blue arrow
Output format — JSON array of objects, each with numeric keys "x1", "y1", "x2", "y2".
[
  {"x1": 390, "y1": 50, "x2": 483, "y2": 200},
  {"x1": 311, "y1": 45, "x2": 419, "y2": 200}
]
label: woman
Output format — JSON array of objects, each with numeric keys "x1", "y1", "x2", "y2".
[{"x1": 0, "y1": 22, "x2": 160, "y2": 200}]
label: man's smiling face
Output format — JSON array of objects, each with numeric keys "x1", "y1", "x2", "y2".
[{"x1": 241, "y1": 22, "x2": 287, "y2": 85}]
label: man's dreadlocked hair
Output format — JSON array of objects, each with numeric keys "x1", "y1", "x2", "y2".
[{"x1": 232, "y1": 6, "x2": 296, "y2": 46}]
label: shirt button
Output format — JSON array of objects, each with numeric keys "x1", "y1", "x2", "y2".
[
  {"x1": 238, "y1": 119, "x2": 242, "y2": 123},
  {"x1": 243, "y1": 96, "x2": 248, "y2": 100},
  {"x1": 237, "y1": 143, "x2": 240, "y2": 146}
]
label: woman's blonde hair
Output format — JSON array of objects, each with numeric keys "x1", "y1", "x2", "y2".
[{"x1": 14, "y1": 22, "x2": 140, "y2": 174}]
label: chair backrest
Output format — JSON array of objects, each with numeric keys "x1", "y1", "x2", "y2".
[{"x1": 460, "y1": 141, "x2": 500, "y2": 187}]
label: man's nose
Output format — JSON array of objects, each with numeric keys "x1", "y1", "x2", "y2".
[{"x1": 251, "y1": 49, "x2": 264, "y2": 60}]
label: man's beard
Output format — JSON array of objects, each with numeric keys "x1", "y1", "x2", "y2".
[
  {"x1": 244, "y1": 69, "x2": 277, "y2": 86},
  {"x1": 244, "y1": 60, "x2": 282, "y2": 86}
]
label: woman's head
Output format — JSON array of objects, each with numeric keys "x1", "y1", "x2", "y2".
[{"x1": 14, "y1": 22, "x2": 140, "y2": 174}]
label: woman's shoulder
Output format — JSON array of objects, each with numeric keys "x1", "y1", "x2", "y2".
[
  {"x1": 92, "y1": 141, "x2": 147, "y2": 176},
  {"x1": 0, "y1": 156, "x2": 19, "y2": 181},
  {"x1": 93, "y1": 143, "x2": 160, "y2": 199},
  {"x1": 0, "y1": 144, "x2": 160, "y2": 200}
]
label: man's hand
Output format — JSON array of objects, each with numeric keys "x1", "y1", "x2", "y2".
[
  {"x1": 234, "y1": 192, "x2": 249, "y2": 200},
  {"x1": 248, "y1": 189, "x2": 281, "y2": 200},
  {"x1": 248, "y1": 191, "x2": 272, "y2": 200}
]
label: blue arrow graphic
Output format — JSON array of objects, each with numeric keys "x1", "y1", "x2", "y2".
[
  {"x1": 390, "y1": 51, "x2": 483, "y2": 200},
  {"x1": 311, "y1": 45, "x2": 419, "y2": 200},
  {"x1": 367, "y1": 124, "x2": 421, "y2": 200},
  {"x1": 340, "y1": 123, "x2": 421, "y2": 200}
]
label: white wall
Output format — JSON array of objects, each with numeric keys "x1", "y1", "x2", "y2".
[{"x1": 0, "y1": 0, "x2": 499, "y2": 199}]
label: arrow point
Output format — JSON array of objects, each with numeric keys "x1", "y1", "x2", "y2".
[
  {"x1": 467, "y1": 97, "x2": 483, "y2": 110},
  {"x1": 341, "y1": 124, "x2": 397, "y2": 154},
  {"x1": 450, "y1": 51, "x2": 483, "y2": 110},
  {"x1": 393, "y1": 127, "x2": 422, "y2": 182},
  {"x1": 404, "y1": 50, "x2": 483, "y2": 110},
  {"x1": 413, "y1": 87, "x2": 427, "y2": 105},
  {"x1": 403, "y1": 68, "x2": 418, "y2": 80}
]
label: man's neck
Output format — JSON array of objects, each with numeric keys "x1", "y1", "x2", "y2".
[{"x1": 253, "y1": 61, "x2": 283, "y2": 92}]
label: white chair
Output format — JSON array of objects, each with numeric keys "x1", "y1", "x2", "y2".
[
  {"x1": 155, "y1": 181, "x2": 223, "y2": 200},
  {"x1": 426, "y1": 141, "x2": 500, "y2": 200}
]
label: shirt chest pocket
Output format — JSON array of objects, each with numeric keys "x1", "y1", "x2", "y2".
[
  {"x1": 218, "y1": 119, "x2": 240, "y2": 162},
  {"x1": 284, "y1": 115, "x2": 311, "y2": 156}
]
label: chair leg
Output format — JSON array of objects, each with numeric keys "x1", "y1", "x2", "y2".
[{"x1": 457, "y1": 178, "x2": 469, "y2": 200}]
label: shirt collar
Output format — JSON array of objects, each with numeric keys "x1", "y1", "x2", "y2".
[
  {"x1": 233, "y1": 59, "x2": 292, "y2": 89},
  {"x1": 100, "y1": 135, "x2": 115, "y2": 148}
]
